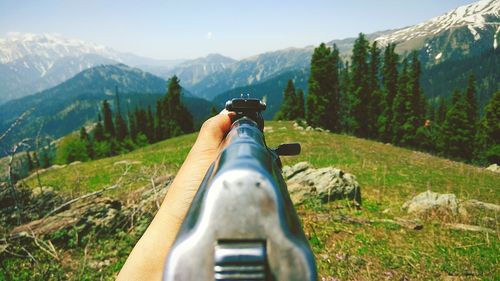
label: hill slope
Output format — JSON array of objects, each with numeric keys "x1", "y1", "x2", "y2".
[
  {"x1": 13, "y1": 121, "x2": 499, "y2": 280},
  {"x1": 0, "y1": 64, "x2": 212, "y2": 155}
]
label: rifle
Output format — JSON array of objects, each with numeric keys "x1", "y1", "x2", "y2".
[{"x1": 163, "y1": 98, "x2": 317, "y2": 280}]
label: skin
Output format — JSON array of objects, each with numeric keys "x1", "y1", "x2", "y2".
[{"x1": 117, "y1": 110, "x2": 235, "y2": 281}]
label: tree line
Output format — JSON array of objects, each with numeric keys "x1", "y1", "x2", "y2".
[
  {"x1": 55, "y1": 76, "x2": 193, "y2": 164},
  {"x1": 277, "y1": 33, "x2": 499, "y2": 165}
]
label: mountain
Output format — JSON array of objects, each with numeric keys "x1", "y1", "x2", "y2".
[
  {"x1": 0, "y1": 33, "x2": 183, "y2": 103},
  {"x1": 212, "y1": 69, "x2": 309, "y2": 119},
  {"x1": 0, "y1": 64, "x2": 212, "y2": 154},
  {"x1": 162, "y1": 53, "x2": 237, "y2": 88},
  {"x1": 422, "y1": 48, "x2": 500, "y2": 109},
  {"x1": 375, "y1": 0, "x2": 500, "y2": 66},
  {"x1": 190, "y1": 47, "x2": 313, "y2": 100}
]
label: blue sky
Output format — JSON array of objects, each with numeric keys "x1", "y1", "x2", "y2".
[{"x1": 0, "y1": 0, "x2": 477, "y2": 60}]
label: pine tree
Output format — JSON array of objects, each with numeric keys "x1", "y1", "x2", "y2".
[
  {"x1": 465, "y1": 74, "x2": 478, "y2": 130},
  {"x1": 391, "y1": 58, "x2": 411, "y2": 145},
  {"x1": 163, "y1": 76, "x2": 194, "y2": 137},
  {"x1": 475, "y1": 90, "x2": 500, "y2": 164},
  {"x1": 385, "y1": 52, "x2": 426, "y2": 147},
  {"x1": 306, "y1": 43, "x2": 340, "y2": 131},
  {"x1": 435, "y1": 97, "x2": 448, "y2": 125},
  {"x1": 146, "y1": 106, "x2": 155, "y2": 142},
  {"x1": 368, "y1": 41, "x2": 382, "y2": 138},
  {"x1": 408, "y1": 51, "x2": 425, "y2": 129},
  {"x1": 439, "y1": 90, "x2": 471, "y2": 160},
  {"x1": 79, "y1": 127, "x2": 94, "y2": 160},
  {"x1": 102, "y1": 100, "x2": 115, "y2": 138},
  {"x1": 114, "y1": 87, "x2": 128, "y2": 141},
  {"x1": 350, "y1": 33, "x2": 370, "y2": 137},
  {"x1": 296, "y1": 89, "x2": 305, "y2": 119},
  {"x1": 379, "y1": 43, "x2": 399, "y2": 141},
  {"x1": 276, "y1": 80, "x2": 296, "y2": 120},
  {"x1": 339, "y1": 61, "x2": 354, "y2": 132},
  {"x1": 94, "y1": 114, "x2": 105, "y2": 142},
  {"x1": 128, "y1": 110, "x2": 138, "y2": 141},
  {"x1": 155, "y1": 99, "x2": 165, "y2": 141}
]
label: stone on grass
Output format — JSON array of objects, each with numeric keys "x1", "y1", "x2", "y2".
[
  {"x1": 486, "y1": 164, "x2": 500, "y2": 173},
  {"x1": 283, "y1": 162, "x2": 361, "y2": 205},
  {"x1": 402, "y1": 190, "x2": 459, "y2": 216}
]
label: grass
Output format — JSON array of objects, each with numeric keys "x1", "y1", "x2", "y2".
[{"x1": 16, "y1": 121, "x2": 500, "y2": 280}]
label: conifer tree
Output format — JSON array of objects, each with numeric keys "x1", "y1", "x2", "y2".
[
  {"x1": 465, "y1": 74, "x2": 478, "y2": 131},
  {"x1": 296, "y1": 89, "x2": 305, "y2": 119},
  {"x1": 306, "y1": 43, "x2": 340, "y2": 131},
  {"x1": 435, "y1": 97, "x2": 448, "y2": 125},
  {"x1": 391, "y1": 58, "x2": 410, "y2": 145},
  {"x1": 128, "y1": 110, "x2": 138, "y2": 141},
  {"x1": 94, "y1": 114, "x2": 105, "y2": 142},
  {"x1": 339, "y1": 61, "x2": 353, "y2": 132},
  {"x1": 439, "y1": 90, "x2": 471, "y2": 160},
  {"x1": 114, "y1": 88, "x2": 128, "y2": 141},
  {"x1": 408, "y1": 51, "x2": 425, "y2": 131},
  {"x1": 379, "y1": 43, "x2": 399, "y2": 141},
  {"x1": 146, "y1": 106, "x2": 155, "y2": 142},
  {"x1": 102, "y1": 100, "x2": 115, "y2": 138},
  {"x1": 79, "y1": 127, "x2": 94, "y2": 159},
  {"x1": 155, "y1": 100, "x2": 165, "y2": 141},
  {"x1": 350, "y1": 33, "x2": 370, "y2": 137},
  {"x1": 276, "y1": 80, "x2": 297, "y2": 120},
  {"x1": 164, "y1": 76, "x2": 194, "y2": 137},
  {"x1": 475, "y1": 90, "x2": 500, "y2": 164},
  {"x1": 368, "y1": 41, "x2": 382, "y2": 138}
]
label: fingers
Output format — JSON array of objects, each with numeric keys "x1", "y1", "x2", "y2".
[{"x1": 197, "y1": 109, "x2": 234, "y2": 145}]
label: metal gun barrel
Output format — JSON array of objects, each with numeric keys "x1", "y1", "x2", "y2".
[{"x1": 163, "y1": 117, "x2": 317, "y2": 281}]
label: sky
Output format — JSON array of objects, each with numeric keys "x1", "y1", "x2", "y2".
[{"x1": 0, "y1": 0, "x2": 478, "y2": 60}]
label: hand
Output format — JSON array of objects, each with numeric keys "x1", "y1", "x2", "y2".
[{"x1": 117, "y1": 110, "x2": 234, "y2": 281}]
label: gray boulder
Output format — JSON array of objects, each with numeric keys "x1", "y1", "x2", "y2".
[
  {"x1": 402, "y1": 190, "x2": 459, "y2": 216},
  {"x1": 283, "y1": 162, "x2": 361, "y2": 205},
  {"x1": 486, "y1": 164, "x2": 500, "y2": 173}
]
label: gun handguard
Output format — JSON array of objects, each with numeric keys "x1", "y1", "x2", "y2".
[{"x1": 163, "y1": 98, "x2": 317, "y2": 281}]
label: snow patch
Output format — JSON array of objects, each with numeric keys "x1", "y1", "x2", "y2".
[
  {"x1": 495, "y1": 26, "x2": 500, "y2": 49},
  {"x1": 468, "y1": 25, "x2": 481, "y2": 40}
]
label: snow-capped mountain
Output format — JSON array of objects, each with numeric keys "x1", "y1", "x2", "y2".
[
  {"x1": 0, "y1": 32, "x2": 120, "y2": 64},
  {"x1": 0, "y1": 33, "x2": 182, "y2": 103},
  {"x1": 376, "y1": 0, "x2": 499, "y2": 46},
  {"x1": 375, "y1": 0, "x2": 500, "y2": 65}
]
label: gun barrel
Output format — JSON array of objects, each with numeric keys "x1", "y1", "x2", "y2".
[{"x1": 163, "y1": 117, "x2": 317, "y2": 281}]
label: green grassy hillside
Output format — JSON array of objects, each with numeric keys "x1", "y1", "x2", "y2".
[{"x1": 17, "y1": 121, "x2": 500, "y2": 280}]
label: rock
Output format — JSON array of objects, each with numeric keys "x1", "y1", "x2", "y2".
[
  {"x1": 402, "y1": 191, "x2": 459, "y2": 217},
  {"x1": 283, "y1": 162, "x2": 361, "y2": 205},
  {"x1": 486, "y1": 164, "x2": 500, "y2": 173},
  {"x1": 68, "y1": 161, "x2": 81, "y2": 166},
  {"x1": 305, "y1": 126, "x2": 313, "y2": 131}
]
